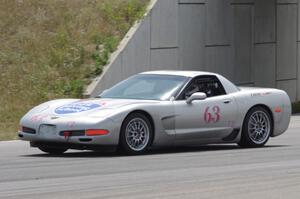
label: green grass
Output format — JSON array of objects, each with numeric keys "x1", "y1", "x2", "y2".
[{"x1": 0, "y1": 0, "x2": 149, "y2": 140}]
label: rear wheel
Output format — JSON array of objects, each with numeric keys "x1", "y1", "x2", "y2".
[
  {"x1": 239, "y1": 106, "x2": 273, "y2": 147},
  {"x1": 38, "y1": 146, "x2": 68, "y2": 155},
  {"x1": 119, "y1": 113, "x2": 153, "y2": 155}
]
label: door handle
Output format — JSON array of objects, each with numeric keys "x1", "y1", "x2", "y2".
[{"x1": 223, "y1": 99, "x2": 232, "y2": 104}]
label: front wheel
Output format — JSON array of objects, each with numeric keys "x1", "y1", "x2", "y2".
[
  {"x1": 119, "y1": 113, "x2": 153, "y2": 155},
  {"x1": 239, "y1": 106, "x2": 273, "y2": 148},
  {"x1": 38, "y1": 146, "x2": 68, "y2": 155}
]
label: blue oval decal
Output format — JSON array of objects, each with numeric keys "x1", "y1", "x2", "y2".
[{"x1": 55, "y1": 102, "x2": 101, "y2": 114}]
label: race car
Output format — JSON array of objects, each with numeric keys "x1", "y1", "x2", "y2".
[{"x1": 19, "y1": 71, "x2": 291, "y2": 155}]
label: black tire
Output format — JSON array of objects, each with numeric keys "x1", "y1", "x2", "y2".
[
  {"x1": 38, "y1": 146, "x2": 68, "y2": 155},
  {"x1": 239, "y1": 106, "x2": 273, "y2": 148},
  {"x1": 119, "y1": 113, "x2": 153, "y2": 155}
]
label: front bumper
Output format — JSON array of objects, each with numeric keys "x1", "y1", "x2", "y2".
[{"x1": 18, "y1": 117, "x2": 120, "y2": 146}]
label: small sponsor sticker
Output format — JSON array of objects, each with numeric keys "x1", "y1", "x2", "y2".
[{"x1": 251, "y1": 92, "x2": 271, "y2": 97}]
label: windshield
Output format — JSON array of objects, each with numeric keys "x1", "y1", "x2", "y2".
[{"x1": 99, "y1": 74, "x2": 188, "y2": 100}]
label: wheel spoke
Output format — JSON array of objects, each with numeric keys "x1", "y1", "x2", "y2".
[
  {"x1": 249, "y1": 120, "x2": 256, "y2": 126},
  {"x1": 259, "y1": 114, "x2": 264, "y2": 123},
  {"x1": 139, "y1": 125, "x2": 145, "y2": 132},
  {"x1": 129, "y1": 125, "x2": 135, "y2": 132},
  {"x1": 251, "y1": 116, "x2": 257, "y2": 123},
  {"x1": 254, "y1": 114, "x2": 259, "y2": 122}
]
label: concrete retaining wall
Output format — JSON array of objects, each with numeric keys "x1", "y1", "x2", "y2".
[{"x1": 86, "y1": 0, "x2": 300, "y2": 102}]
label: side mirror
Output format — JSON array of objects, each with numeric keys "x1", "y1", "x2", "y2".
[{"x1": 186, "y1": 92, "x2": 207, "y2": 104}]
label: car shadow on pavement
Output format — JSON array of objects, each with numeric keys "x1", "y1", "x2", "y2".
[{"x1": 21, "y1": 144, "x2": 289, "y2": 158}]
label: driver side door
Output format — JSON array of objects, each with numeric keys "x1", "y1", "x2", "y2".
[{"x1": 173, "y1": 75, "x2": 238, "y2": 144}]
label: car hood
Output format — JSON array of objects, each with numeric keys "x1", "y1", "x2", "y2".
[{"x1": 27, "y1": 98, "x2": 157, "y2": 118}]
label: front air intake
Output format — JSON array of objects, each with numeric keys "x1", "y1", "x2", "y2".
[{"x1": 22, "y1": 126, "x2": 36, "y2": 134}]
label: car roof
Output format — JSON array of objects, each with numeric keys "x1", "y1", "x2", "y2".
[{"x1": 140, "y1": 70, "x2": 217, "y2": 78}]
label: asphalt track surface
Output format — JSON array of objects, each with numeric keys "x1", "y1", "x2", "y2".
[{"x1": 1, "y1": 116, "x2": 300, "y2": 199}]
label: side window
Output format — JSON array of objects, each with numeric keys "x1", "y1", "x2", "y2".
[{"x1": 178, "y1": 76, "x2": 226, "y2": 100}]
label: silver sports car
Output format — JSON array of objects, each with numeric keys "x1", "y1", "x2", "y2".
[{"x1": 19, "y1": 71, "x2": 291, "y2": 154}]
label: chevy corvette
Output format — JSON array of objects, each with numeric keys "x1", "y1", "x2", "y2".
[{"x1": 19, "y1": 71, "x2": 291, "y2": 154}]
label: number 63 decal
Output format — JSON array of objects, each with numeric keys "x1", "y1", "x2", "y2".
[{"x1": 204, "y1": 106, "x2": 221, "y2": 123}]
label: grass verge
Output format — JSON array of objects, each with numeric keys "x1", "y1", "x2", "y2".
[{"x1": 0, "y1": 0, "x2": 149, "y2": 140}]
